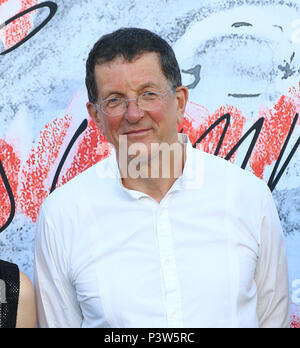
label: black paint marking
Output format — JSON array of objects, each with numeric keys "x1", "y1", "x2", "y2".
[
  {"x1": 225, "y1": 117, "x2": 265, "y2": 169},
  {"x1": 228, "y1": 93, "x2": 261, "y2": 98},
  {"x1": 193, "y1": 113, "x2": 231, "y2": 157},
  {"x1": 268, "y1": 113, "x2": 300, "y2": 191},
  {"x1": 0, "y1": 1, "x2": 57, "y2": 56},
  {"x1": 274, "y1": 25, "x2": 284, "y2": 32},
  {"x1": 232, "y1": 22, "x2": 253, "y2": 28},
  {"x1": 0, "y1": 160, "x2": 15, "y2": 233},
  {"x1": 50, "y1": 119, "x2": 88, "y2": 193},
  {"x1": 0, "y1": 112, "x2": 299, "y2": 232},
  {"x1": 182, "y1": 65, "x2": 201, "y2": 89},
  {"x1": 191, "y1": 113, "x2": 299, "y2": 192}
]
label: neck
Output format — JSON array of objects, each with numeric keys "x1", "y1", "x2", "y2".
[{"x1": 117, "y1": 141, "x2": 186, "y2": 203}]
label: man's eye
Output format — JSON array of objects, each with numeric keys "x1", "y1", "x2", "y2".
[
  {"x1": 105, "y1": 98, "x2": 122, "y2": 108},
  {"x1": 141, "y1": 91, "x2": 158, "y2": 100}
]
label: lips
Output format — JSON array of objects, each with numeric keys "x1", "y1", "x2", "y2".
[{"x1": 123, "y1": 128, "x2": 152, "y2": 135}]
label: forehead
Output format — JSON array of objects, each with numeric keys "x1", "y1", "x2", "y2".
[{"x1": 94, "y1": 52, "x2": 168, "y2": 97}]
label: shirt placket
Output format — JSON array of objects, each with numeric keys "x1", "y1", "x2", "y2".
[{"x1": 156, "y1": 199, "x2": 183, "y2": 328}]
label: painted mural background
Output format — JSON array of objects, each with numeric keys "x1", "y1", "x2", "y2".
[{"x1": 0, "y1": 0, "x2": 299, "y2": 327}]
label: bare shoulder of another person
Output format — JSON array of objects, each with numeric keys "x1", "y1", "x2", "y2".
[{"x1": 16, "y1": 272, "x2": 37, "y2": 328}]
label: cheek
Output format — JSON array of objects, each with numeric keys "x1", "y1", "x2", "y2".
[
  {"x1": 149, "y1": 104, "x2": 179, "y2": 131},
  {"x1": 148, "y1": 109, "x2": 165, "y2": 124},
  {"x1": 103, "y1": 117, "x2": 122, "y2": 136},
  {"x1": 108, "y1": 117, "x2": 122, "y2": 130}
]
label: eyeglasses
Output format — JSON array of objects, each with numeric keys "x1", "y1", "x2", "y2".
[{"x1": 94, "y1": 89, "x2": 170, "y2": 118}]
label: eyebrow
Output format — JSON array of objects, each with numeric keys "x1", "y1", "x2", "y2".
[
  {"x1": 138, "y1": 82, "x2": 160, "y2": 90},
  {"x1": 102, "y1": 82, "x2": 161, "y2": 100}
]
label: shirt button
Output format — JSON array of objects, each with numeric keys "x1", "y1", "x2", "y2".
[
  {"x1": 164, "y1": 258, "x2": 171, "y2": 266},
  {"x1": 171, "y1": 312, "x2": 178, "y2": 319},
  {"x1": 160, "y1": 207, "x2": 167, "y2": 215}
]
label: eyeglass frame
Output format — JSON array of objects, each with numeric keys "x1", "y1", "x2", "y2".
[{"x1": 93, "y1": 88, "x2": 175, "y2": 117}]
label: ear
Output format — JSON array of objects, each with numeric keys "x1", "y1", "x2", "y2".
[
  {"x1": 86, "y1": 102, "x2": 105, "y2": 134},
  {"x1": 175, "y1": 86, "x2": 189, "y2": 125}
]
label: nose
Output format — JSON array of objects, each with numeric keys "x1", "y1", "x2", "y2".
[{"x1": 125, "y1": 99, "x2": 144, "y2": 123}]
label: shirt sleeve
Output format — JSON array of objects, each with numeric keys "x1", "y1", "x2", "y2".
[
  {"x1": 34, "y1": 204, "x2": 83, "y2": 328},
  {"x1": 254, "y1": 185, "x2": 290, "y2": 328}
]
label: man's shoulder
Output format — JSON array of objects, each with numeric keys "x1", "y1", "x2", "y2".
[
  {"x1": 40, "y1": 155, "x2": 116, "y2": 216},
  {"x1": 192, "y1": 146, "x2": 268, "y2": 195},
  {"x1": 192, "y1": 148, "x2": 271, "y2": 230}
]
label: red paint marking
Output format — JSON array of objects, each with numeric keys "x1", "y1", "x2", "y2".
[
  {"x1": 290, "y1": 303, "x2": 300, "y2": 328},
  {"x1": 16, "y1": 115, "x2": 110, "y2": 222},
  {"x1": 57, "y1": 118, "x2": 110, "y2": 187},
  {"x1": 0, "y1": 139, "x2": 20, "y2": 227},
  {"x1": 180, "y1": 84, "x2": 300, "y2": 178},
  {"x1": 18, "y1": 114, "x2": 72, "y2": 222},
  {"x1": 0, "y1": 0, "x2": 38, "y2": 50},
  {"x1": 290, "y1": 314, "x2": 300, "y2": 328},
  {"x1": 249, "y1": 84, "x2": 300, "y2": 179},
  {"x1": 179, "y1": 104, "x2": 247, "y2": 162},
  {"x1": 288, "y1": 83, "x2": 300, "y2": 125},
  {"x1": 0, "y1": 88, "x2": 299, "y2": 326},
  {"x1": 0, "y1": 86, "x2": 298, "y2": 225}
]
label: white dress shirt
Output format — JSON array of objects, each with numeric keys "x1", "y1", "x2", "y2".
[{"x1": 34, "y1": 133, "x2": 290, "y2": 328}]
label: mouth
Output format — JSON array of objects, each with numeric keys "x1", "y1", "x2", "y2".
[{"x1": 123, "y1": 128, "x2": 153, "y2": 137}]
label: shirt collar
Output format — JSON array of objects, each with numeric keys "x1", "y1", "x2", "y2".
[
  {"x1": 171, "y1": 133, "x2": 204, "y2": 192},
  {"x1": 107, "y1": 133, "x2": 204, "y2": 200}
]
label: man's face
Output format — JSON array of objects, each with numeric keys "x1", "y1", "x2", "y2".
[{"x1": 87, "y1": 52, "x2": 188, "y2": 161}]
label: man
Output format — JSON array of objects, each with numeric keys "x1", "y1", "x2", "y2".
[{"x1": 34, "y1": 28, "x2": 290, "y2": 328}]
